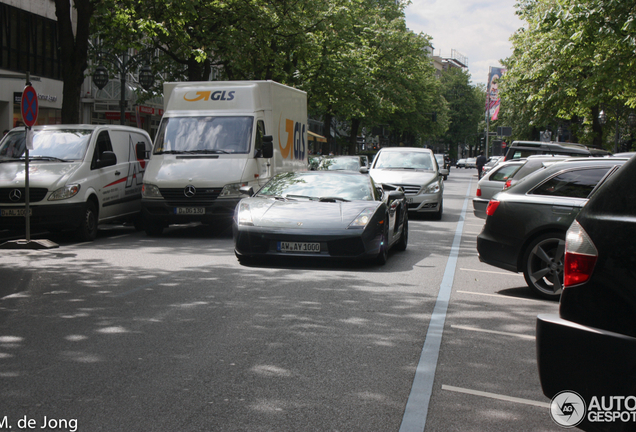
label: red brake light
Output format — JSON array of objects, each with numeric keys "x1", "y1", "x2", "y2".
[
  {"x1": 563, "y1": 220, "x2": 598, "y2": 287},
  {"x1": 486, "y1": 200, "x2": 500, "y2": 216},
  {"x1": 476, "y1": 187, "x2": 482, "y2": 197}
]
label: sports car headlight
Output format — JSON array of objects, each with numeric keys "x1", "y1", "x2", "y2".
[
  {"x1": 236, "y1": 202, "x2": 254, "y2": 226},
  {"x1": 142, "y1": 183, "x2": 162, "y2": 199},
  {"x1": 348, "y1": 208, "x2": 375, "y2": 229},
  {"x1": 48, "y1": 184, "x2": 80, "y2": 201},
  {"x1": 422, "y1": 181, "x2": 441, "y2": 194},
  {"x1": 220, "y1": 182, "x2": 248, "y2": 198}
]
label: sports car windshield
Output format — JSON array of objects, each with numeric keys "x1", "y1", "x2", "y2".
[
  {"x1": 374, "y1": 151, "x2": 434, "y2": 170},
  {"x1": 0, "y1": 129, "x2": 91, "y2": 161},
  {"x1": 153, "y1": 116, "x2": 253, "y2": 155},
  {"x1": 258, "y1": 172, "x2": 374, "y2": 201}
]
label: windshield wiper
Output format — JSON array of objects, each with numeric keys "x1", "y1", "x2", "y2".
[
  {"x1": 26, "y1": 156, "x2": 71, "y2": 162},
  {"x1": 285, "y1": 194, "x2": 316, "y2": 200},
  {"x1": 318, "y1": 196, "x2": 350, "y2": 202},
  {"x1": 183, "y1": 149, "x2": 229, "y2": 154},
  {"x1": 257, "y1": 194, "x2": 289, "y2": 201}
]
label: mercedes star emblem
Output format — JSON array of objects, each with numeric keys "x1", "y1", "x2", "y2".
[
  {"x1": 184, "y1": 185, "x2": 196, "y2": 198},
  {"x1": 9, "y1": 189, "x2": 22, "y2": 202}
]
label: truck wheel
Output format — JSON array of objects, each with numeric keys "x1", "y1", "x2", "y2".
[{"x1": 77, "y1": 201, "x2": 98, "y2": 242}]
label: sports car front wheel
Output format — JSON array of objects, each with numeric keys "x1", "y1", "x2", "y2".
[{"x1": 376, "y1": 217, "x2": 389, "y2": 265}]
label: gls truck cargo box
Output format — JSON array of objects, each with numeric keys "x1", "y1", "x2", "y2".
[{"x1": 141, "y1": 80, "x2": 308, "y2": 235}]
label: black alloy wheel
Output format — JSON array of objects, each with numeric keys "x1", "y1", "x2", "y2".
[{"x1": 76, "y1": 201, "x2": 98, "y2": 242}]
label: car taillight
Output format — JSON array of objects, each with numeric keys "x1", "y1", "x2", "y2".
[
  {"x1": 486, "y1": 200, "x2": 500, "y2": 216},
  {"x1": 563, "y1": 220, "x2": 598, "y2": 287},
  {"x1": 476, "y1": 187, "x2": 482, "y2": 197},
  {"x1": 503, "y1": 179, "x2": 512, "y2": 190}
]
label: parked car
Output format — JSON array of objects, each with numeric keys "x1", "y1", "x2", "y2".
[
  {"x1": 481, "y1": 156, "x2": 504, "y2": 175},
  {"x1": 369, "y1": 147, "x2": 448, "y2": 219},
  {"x1": 504, "y1": 140, "x2": 611, "y2": 161},
  {"x1": 456, "y1": 158, "x2": 467, "y2": 168},
  {"x1": 476, "y1": 157, "x2": 628, "y2": 299},
  {"x1": 473, "y1": 155, "x2": 571, "y2": 219},
  {"x1": 536, "y1": 154, "x2": 636, "y2": 432},
  {"x1": 317, "y1": 155, "x2": 366, "y2": 173},
  {"x1": 233, "y1": 171, "x2": 408, "y2": 265},
  {"x1": 0, "y1": 124, "x2": 152, "y2": 241},
  {"x1": 434, "y1": 154, "x2": 449, "y2": 180},
  {"x1": 465, "y1": 157, "x2": 477, "y2": 169}
]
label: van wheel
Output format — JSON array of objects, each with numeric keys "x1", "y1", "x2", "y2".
[{"x1": 77, "y1": 201, "x2": 98, "y2": 242}]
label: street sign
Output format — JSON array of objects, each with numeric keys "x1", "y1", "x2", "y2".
[{"x1": 21, "y1": 85, "x2": 38, "y2": 127}]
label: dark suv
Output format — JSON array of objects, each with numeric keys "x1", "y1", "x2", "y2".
[
  {"x1": 477, "y1": 157, "x2": 628, "y2": 299},
  {"x1": 536, "y1": 154, "x2": 636, "y2": 431}
]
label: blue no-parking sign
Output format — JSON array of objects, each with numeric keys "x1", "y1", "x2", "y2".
[{"x1": 21, "y1": 85, "x2": 38, "y2": 127}]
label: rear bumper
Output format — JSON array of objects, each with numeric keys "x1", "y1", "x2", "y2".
[{"x1": 537, "y1": 314, "x2": 636, "y2": 431}]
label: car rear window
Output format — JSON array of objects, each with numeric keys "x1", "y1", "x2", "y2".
[
  {"x1": 531, "y1": 167, "x2": 611, "y2": 198},
  {"x1": 490, "y1": 164, "x2": 523, "y2": 181}
]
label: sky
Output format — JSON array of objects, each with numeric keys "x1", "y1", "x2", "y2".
[{"x1": 404, "y1": 0, "x2": 524, "y2": 86}]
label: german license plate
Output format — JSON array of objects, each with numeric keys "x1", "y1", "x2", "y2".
[
  {"x1": 277, "y1": 242, "x2": 320, "y2": 253},
  {"x1": 175, "y1": 207, "x2": 205, "y2": 215},
  {"x1": 1, "y1": 208, "x2": 32, "y2": 217}
]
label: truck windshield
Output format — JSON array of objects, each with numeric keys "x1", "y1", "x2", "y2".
[
  {"x1": 0, "y1": 129, "x2": 92, "y2": 161},
  {"x1": 153, "y1": 116, "x2": 254, "y2": 155}
]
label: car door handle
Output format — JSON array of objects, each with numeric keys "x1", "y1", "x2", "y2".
[{"x1": 115, "y1": 171, "x2": 121, "y2": 175}]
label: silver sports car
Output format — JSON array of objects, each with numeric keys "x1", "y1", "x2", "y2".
[{"x1": 233, "y1": 171, "x2": 408, "y2": 265}]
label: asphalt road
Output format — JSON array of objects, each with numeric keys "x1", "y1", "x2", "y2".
[{"x1": 0, "y1": 168, "x2": 562, "y2": 431}]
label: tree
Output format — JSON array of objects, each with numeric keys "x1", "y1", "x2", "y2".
[{"x1": 55, "y1": 0, "x2": 94, "y2": 123}]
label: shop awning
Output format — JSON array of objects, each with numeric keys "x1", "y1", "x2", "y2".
[{"x1": 307, "y1": 131, "x2": 327, "y2": 142}]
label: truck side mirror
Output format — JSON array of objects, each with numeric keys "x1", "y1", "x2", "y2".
[
  {"x1": 136, "y1": 142, "x2": 149, "y2": 159},
  {"x1": 261, "y1": 135, "x2": 274, "y2": 159}
]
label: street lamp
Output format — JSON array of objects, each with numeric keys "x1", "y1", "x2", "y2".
[{"x1": 92, "y1": 50, "x2": 154, "y2": 125}]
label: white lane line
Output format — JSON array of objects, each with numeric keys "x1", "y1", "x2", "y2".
[
  {"x1": 460, "y1": 268, "x2": 524, "y2": 276},
  {"x1": 399, "y1": 178, "x2": 473, "y2": 432},
  {"x1": 456, "y1": 290, "x2": 549, "y2": 304},
  {"x1": 450, "y1": 325, "x2": 535, "y2": 340},
  {"x1": 442, "y1": 385, "x2": 550, "y2": 408}
]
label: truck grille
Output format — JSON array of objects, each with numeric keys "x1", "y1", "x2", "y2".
[{"x1": 159, "y1": 187, "x2": 223, "y2": 205}]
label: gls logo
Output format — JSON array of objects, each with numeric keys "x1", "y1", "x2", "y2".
[
  {"x1": 279, "y1": 115, "x2": 306, "y2": 161},
  {"x1": 183, "y1": 91, "x2": 235, "y2": 102}
]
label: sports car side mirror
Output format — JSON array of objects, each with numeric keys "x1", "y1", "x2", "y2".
[
  {"x1": 239, "y1": 186, "x2": 254, "y2": 196},
  {"x1": 387, "y1": 190, "x2": 405, "y2": 200}
]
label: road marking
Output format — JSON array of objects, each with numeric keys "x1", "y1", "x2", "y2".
[
  {"x1": 460, "y1": 268, "x2": 524, "y2": 276},
  {"x1": 399, "y1": 178, "x2": 473, "y2": 432},
  {"x1": 450, "y1": 325, "x2": 535, "y2": 340},
  {"x1": 441, "y1": 385, "x2": 550, "y2": 408},
  {"x1": 456, "y1": 290, "x2": 549, "y2": 304}
]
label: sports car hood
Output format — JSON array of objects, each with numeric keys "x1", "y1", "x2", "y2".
[
  {"x1": 369, "y1": 169, "x2": 438, "y2": 186},
  {"x1": 243, "y1": 198, "x2": 380, "y2": 230}
]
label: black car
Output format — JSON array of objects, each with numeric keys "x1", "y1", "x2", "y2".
[
  {"x1": 233, "y1": 171, "x2": 408, "y2": 265},
  {"x1": 476, "y1": 157, "x2": 628, "y2": 299},
  {"x1": 536, "y1": 155, "x2": 636, "y2": 431}
]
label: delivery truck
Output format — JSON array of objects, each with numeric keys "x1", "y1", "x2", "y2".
[{"x1": 141, "y1": 80, "x2": 308, "y2": 235}]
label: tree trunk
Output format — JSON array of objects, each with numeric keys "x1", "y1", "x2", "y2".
[
  {"x1": 349, "y1": 118, "x2": 361, "y2": 155},
  {"x1": 55, "y1": 0, "x2": 94, "y2": 124},
  {"x1": 590, "y1": 105, "x2": 604, "y2": 148}
]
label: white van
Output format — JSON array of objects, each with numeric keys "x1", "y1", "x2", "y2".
[
  {"x1": 141, "y1": 80, "x2": 308, "y2": 235},
  {"x1": 0, "y1": 125, "x2": 152, "y2": 241}
]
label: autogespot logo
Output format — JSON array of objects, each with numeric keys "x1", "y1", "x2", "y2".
[{"x1": 550, "y1": 391, "x2": 586, "y2": 428}]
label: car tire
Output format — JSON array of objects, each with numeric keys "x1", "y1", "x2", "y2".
[
  {"x1": 76, "y1": 201, "x2": 98, "y2": 242},
  {"x1": 145, "y1": 221, "x2": 164, "y2": 236},
  {"x1": 376, "y1": 217, "x2": 389, "y2": 265},
  {"x1": 395, "y1": 212, "x2": 408, "y2": 251},
  {"x1": 522, "y1": 233, "x2": 565, "y2": 300},
  {"x1": 235, "y1": 251, "x2": 256, "y2": 265}
]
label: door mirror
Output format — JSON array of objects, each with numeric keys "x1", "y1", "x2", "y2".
[
  {"x1": 261, "y1": 135, "x2": 274, "y2": 159},
  {"x1": 136, "y1": 142, "x2": 149, "y2": 160},
  {"x1": 239, "y1": 186, "x2": 254, "y2": 196},
  {"x1": 95, "y1": 151, "x2": 117, "y2": 168}
]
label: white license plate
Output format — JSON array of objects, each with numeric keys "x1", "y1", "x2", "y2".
[
  {"x1": 277, "y1": 242, "x2": 320, "y2": 253},
  {"x1": 175, "y1": 207, "x2": 205, "y2": 215},
  {"x1": 1, "y1": 208, "x2": 32, "y2": 217}
]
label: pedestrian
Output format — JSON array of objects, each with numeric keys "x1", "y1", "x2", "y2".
[{"x1": 476, "y1": 151, "x2": 487, "y2": 179}]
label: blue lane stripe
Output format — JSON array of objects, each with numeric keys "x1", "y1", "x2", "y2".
[{"x1": 399, "y1": 178, "x2": 473, "y2": 432}]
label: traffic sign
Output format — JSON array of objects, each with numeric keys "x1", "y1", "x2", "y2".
[{"x1": 21, "y1": 85, "x2": 38, "y2": 127}]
